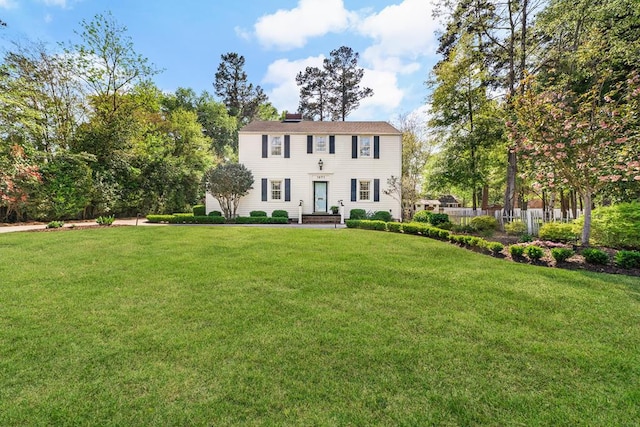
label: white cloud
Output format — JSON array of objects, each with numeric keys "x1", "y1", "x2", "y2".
[
  {"x1": 254, "y1": 0, "x2": 355, "y2": 50},
  {"x1": 263, "y1": 55, "x2": 325, "y2": 113},
  {"x1": 234, "y1": 26, "x2": 251, "y2": 42},
  {"x1": 42, "y1": 0, "x2": 67, "y2": 7},
  {"x1": 0, "y1": 0, "x2": 17, "y2": 9},
  {"x1": 349, "y1": 68, "x2": 404, "y2": 120},
  {"x1": 357, "y1": 0, "x2": 439, "y2": 73}
]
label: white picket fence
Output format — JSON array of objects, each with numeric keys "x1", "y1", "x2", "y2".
[{"x1": 441, "y1": 208, "x2": 583, "y2": 236}]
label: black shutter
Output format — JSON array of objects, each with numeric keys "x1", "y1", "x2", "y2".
[
  {"x1": 284, "y1": 135, "x2": 290, "y2": 158},
  {"x1": 352, "y1": 136, "x2": 358, "y2": 158},
  {"x1": 329, "y1": 135, "x2": 335, "y2": 154},
  {"x1": 285, "y1": 178, "x2": 291, "y2": 202},
  {"x1": 262, "y1": 135, "x2": 268, "y2": 158},
  {"x1": 374, "y1": 136, "x2": 380, "y2": 159},
  {"x1": 374, "y1": 179, "x2": 380, "y2": 202},
  {"x1": 261, "y1": 178, "x2": 267, "y2": 201},
  {"x1": 351, "y1": 179, "x2": 357, "y2": 202},
  {"x1": 307, "y1": 135, "x2": 313, "y2": 154}
]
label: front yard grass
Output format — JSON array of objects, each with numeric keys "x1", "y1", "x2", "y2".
[{"x1": 1, "y1": 226, "x2": 639, "y2": 425}]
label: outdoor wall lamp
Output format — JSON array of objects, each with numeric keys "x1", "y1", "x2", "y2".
[{"x1": 318, "y1": 159, "x2": 324, "y2": 170}]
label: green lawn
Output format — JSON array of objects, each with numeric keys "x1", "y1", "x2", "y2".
[{"x1": 1, "y1": 226, "x2": 639, "y2": 426}]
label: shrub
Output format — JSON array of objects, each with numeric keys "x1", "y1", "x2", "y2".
[
  {"x1": 193, "y1": 216, "x2": 225, "y2": 224},
  {"x1": 345, "y1": 219, "x2": 361, "y2": 228},
  {"x1": 429, "y1": 213, "x2": 450, "y2": 227},
  {"x1": 208, "y1": 210, "x2": 222, "y2": 217},
  {"x1": 146, "y1": 215, "x2": 174, "y2": 223},
  {"x1": 413, "y1": 210, "x2": 432, "y2": 223},
  {"x1": 96, "y1": 215, "x2": 115, "y2": 226},
  {"x1": 438, "y1": 230, "x2": 451, "y2": 240},
  {"x1": 551, "y1": 248, "x2": 574, "y2": 263},
  {"x1": 272, "y1": 210, "x2": 289, "y2": 218},
  {"x1": 46, "y1": 220, "x2": 64, "y2": 229},
  {"x1": 192, "y1": 204, "x2": 206, "y2": 216},
  {"x1": 401, "y1": 223, "x2": 420, "y2": 234},
  {"x1": 487, "y1": 242, "x2": 504, "y2": 255},
  {"x1": 538, "y1": 222, "x2": 579, "y2": 243},
  {"x1": 359, "y1": 220, "x2": 387, "y2": 231},
  {"x1": 349, "y1": 209, "x2": 367, "y2": 220},
  {"x1": 614, "y1": 250, "x2": 640, "y2": 269},
  {"x1": 452, "y1": 224, "x2": 475, "y2": 233},
  {"x1": 250, "y1": 210, "x2": 267, "y2": 217},
  {"x1": 371, "y1": 211, "x2": 392, "y2": 222},
  {"x1": 520, "y1": 233, "x2": 533, "y2": 243},
  {"x1": 505, "y1": 220, "x2": 527, "y2": 236},
  {"x1": 510, "y1": 245, "x2": 525, "y2": 257},
  {"x1": 582, "y1": 248, "x2": 609, "y2": 265},
  {"x1": 235, "y1": 216, "x2": 288, "y2": 224},
  {"x1": 387, "y1": 222, "x2": 402, "y2": 233},
  {"x1": 524, "y1": 245, "x2": 544, "y2": 260},
  {"x1": 469, "y1": 215, "x2": 498, "y2": 232},
  {"x1": 583, "y1": 202, "x2": 640, "y2": 249},
  {"x1": 435, "y1": 221, "x2": 453, "y2": 230},
  {"x1": 171, "y1": 213, "x2": 194, "y2": 223}
]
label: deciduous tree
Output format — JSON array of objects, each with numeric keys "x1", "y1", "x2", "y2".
[{"x1": 205, "y1": 163, "x2": 254, "y2": 220}]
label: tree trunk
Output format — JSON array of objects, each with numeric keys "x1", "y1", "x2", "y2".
[{"x1": 581, "y1": 191, "x2": 592, "y2": 245}]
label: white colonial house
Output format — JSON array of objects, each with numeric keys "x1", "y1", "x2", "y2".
[{"x1": 205, "y1": 117, "x2": 402, "y2": 222}]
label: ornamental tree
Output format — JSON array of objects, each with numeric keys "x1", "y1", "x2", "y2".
[
  {"x1": 204, "y1": 163, "x2": 254, "y2": 220},
  {"x1": 512, "y1": 73, "x2": 640, "y2": 244}
]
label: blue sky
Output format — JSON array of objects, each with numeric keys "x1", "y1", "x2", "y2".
[{"x1": 0, "y1": 0, "x2": 441, "y2": 121}]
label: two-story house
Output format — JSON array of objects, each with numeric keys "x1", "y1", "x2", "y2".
[{"x1": 205, "y1": 117, "x2": 402, "y2": 222}]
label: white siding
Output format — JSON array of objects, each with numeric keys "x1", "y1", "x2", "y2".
[{"x1": 206, "y1": 129, "x2": 402, "y2": 220}]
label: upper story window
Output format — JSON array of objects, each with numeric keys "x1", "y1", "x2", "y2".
[
  {"x1": 271, "y1": 180, "x2": 282, "y2": 200},
  {"x1": 360, "y1": 136, "x2": 371, "y2": 157},
  {"x1": 315, "y1": 136, "x2": 327, "y2": 152},
  {"x1": 359, "y1": 180, "x2": 371, "y2": 201},
  {"x1": 271, "y1": 136, "x2": 282, "y2": 156}
]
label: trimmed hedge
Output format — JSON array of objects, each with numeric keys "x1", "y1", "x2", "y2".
[
  {"x1": 192, "y1": 205, "x2": 206, "y2": 216},
  {"x1": 208, "y1": 210, "x2": 222, "y2": 217},
  {"x1": 349, "y1": 209, "x2": 367, "y2": 220},
  {"x1": 614, "y1": 250, "x2": 640, "y2": 269},
  {"x1": 250, "y1": 210, "x2": 267, "y2": 217},
  {"x1": 387, "y1": 222, "x2": 402, "y2": 233},
  {"x1": 272, "y1": 210, "x2": 289, "y2": 218},
  {"x1": 146, "y1": 215, "x2": 175, "y2": 223},
  {"x1": 371, "y1": 211, "x2": 392, "y2": 222},
  {"x1": 235, "y1": 216, "x2": 288, "y2": 224},
  {"x1": 413, "y1": 210, "x2": 431, "y2": 223},
  {"x1": 582, "y1": 248, "x2": 609, "y2": 265}
]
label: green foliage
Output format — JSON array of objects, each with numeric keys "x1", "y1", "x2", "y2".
[
  {"x1": 401, "y1": 223, "x2": 420, "y2": 235},
  {"x1": 146, "y1": 215, "x2": 174, "y2": 223},
  {"x1": 510, "y1": 245, "x2": 525, "y2": 258},
  {"x1": 345, "y1": 219, "x2": 360, "y2": 228},
  {"x1": 371, "y1": 211, "x2": 392, "y2": 222},
  {"x1": 208, "y1": 211, "x2": 222, "y2": 217},
  {"x1": 387, "y1": 222, "x2": 402, "y2": 233},
  {"x1": 413, "y1": 210, "x2": 432, "y2": 223},
  {"x1": 205, "y1": 163, "x2": 254, "y2": 220},
  {"x1": 234, "y1": 216, "x2": 288, "y2": 224},
  {"x1": 582, "y1": 248, "x2": 610, "y2": 265},
  {"x1": 614, "y1": 250, "x2": 640, "y2": 269},
  {"x1": 46, "y1": 221, "x2": 64, "y2": 229},
  {"x1": 538, "y1": 222, "x2": 579, "y2": 243},
  {"x1": 588, "y1": 203, "x2": 640, "y2": 250},
  {"x1": 487, "y1": 242, "x2": 504, "y2": 255},
  {"x1": 551, "y1": 248, "x2": 575, "y2": 263},
  {"x1": 349, "y1": 209, "x2": 367, "y2": 220},
  {"x1": 249, "y1": 210, "x2": 267, "y2": 217},
  {"x1": 96, "y1": 215, "x2": 115, "y2": 226},
  {"x1": 524, "y1": 245, "x2": 545, "y2": 261},
  {"x1": 505, "y1": 221, "x2": 527, "y2": 236},
  {"x1": 429, "y1": 213, "x2": 450, "y2": 227},
  {"x1": 271, "y1": 210, "x2": 289, "y2": 218},
  {"x1": 469, "y1": 215, "x2": 498, "y2": 231},
  {"x1": 192, "y1": 205, "x2": 206, "y2": 216}
]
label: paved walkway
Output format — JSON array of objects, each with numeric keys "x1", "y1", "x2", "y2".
[{"x1": 0, "y1": 218, "x2": 346, "y2": 234}]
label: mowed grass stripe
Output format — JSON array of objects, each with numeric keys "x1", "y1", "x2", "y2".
[{"x1": 0, "y1": 226, "x2": 638, "y2": 426}]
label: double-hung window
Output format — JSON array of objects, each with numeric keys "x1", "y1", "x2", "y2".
[
  {"x1": 271, "y1": 180, "x2": 282, "y2": 200},
  {"x1": 271, "y1": 136, "x2": 282, "y2": 156},
  {"x1": 360, "y1": 136, "x2": 371, "y2": 157},
  {"x1": 359, "y1": 180, "x2": 371, "y2": 201},
  {"x1": 315, "y1": 136, "x2": 327, "y2": 153}
]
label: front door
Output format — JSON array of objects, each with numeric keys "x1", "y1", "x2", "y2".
[{"x1": 314, "y1": 181, "x2": 327, "y2": 213}]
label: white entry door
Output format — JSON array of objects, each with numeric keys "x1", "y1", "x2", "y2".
[{"x1": 314, "y1": 182, "x2": 327, "y2": 213}]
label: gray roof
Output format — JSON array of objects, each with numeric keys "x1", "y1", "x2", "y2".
[{"x1": 240, "y1": 120, "x2": 401, "y2": 135}]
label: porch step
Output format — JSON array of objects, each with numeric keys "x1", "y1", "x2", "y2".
[{"x1": 302, "y1": 214, "x2": 341, "y2": 224}]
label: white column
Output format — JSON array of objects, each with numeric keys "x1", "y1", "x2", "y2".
[
  {"x1": 298, "y1": 200, "x2": 303, "y2": 224},
  {"x1": 339, "y1": 201, "x2": 345, "y2": 224}
]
